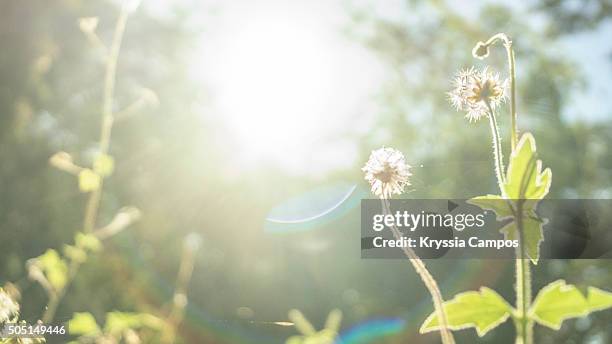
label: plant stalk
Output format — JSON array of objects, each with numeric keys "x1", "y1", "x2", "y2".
[
  {"x1": 480, "y1": 33, "x2": 518, "y2": 149},
  {"x1": 514, "y1": 217, "x2": 532, "y2": 344},
  {"x1": 382, "y1": 200, "x2": 455, "y2": 344},
  {"x1": 83, "y1": 8, "x2": 128, "y2": 234},
  {"x1": 42, "y1": 7, "x2": 130, "y2": 324},
  {"x1": 485, "y1": 102, "x2": 506, "y2": 190},
  {"x1": 161, "y1": 239, "x2": 198, "y2": 344},
  {"x1": 481, "y1": 33, "x2": 532, "y2": 344}
]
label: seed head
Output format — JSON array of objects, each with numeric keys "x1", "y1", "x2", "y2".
[
  {"x1": 362, "y1": 147, "x2": 411, "y2": 199},
  {"x1": 0, "y1": 288, "x2": 19, "y2": 323},
  {"x1": 448, "y1": 67, "x2": 508, "y2": 122}
]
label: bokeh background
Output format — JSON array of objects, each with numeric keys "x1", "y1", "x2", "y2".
[{"x1": 1, "y1": 0, "x2": 611, "y2": 343}]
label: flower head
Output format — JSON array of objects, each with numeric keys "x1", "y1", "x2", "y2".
[
  {"x1": 448, "y1": 67, "x2": 508, "y2": 122},
  {"x1": 362, "y1": 147, "x2": 411, "y2": 199},
  {"x1": 0, "y1": 288, "x2": 19, "y2": 323}
]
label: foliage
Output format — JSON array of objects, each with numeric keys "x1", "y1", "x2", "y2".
[
  {"x1": 530, "y1": 280, "x2": 612, "y2": 330},
  {"x1": 469, "y1": 133, "x2": 552, "y2": 264},
  {"x1": 421, "y1": 32, "x2": 612, "y2": 343},
  {"x1": 67, "y1": 311, "x2": 165, "y2": 343},
  {"x1": 0, "y1": 2, "x2": 197, "y2": 343},
  {"x1": 420, "y1": 287, "x2": 511, "y2": 337},
  {"x1": 285, "y1": 309, "x2": 342, "y2": 344}
]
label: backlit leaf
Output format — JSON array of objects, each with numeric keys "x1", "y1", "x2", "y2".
[
  {"x1": 420, "y1": 287, "x2": 512, "y2": 337},
  {"x1": 468, "y1": 194, "x2": 513, "y2": 220},
  {"x1": 68, "y1": 312, "x2": 101, "y2": 336},
  {"x1": 35, "y1": 249, "x2": 68, "y2": 292},
  {"x1": 499, "y1": 213, "x2": 545, "y2": 264},
  {"x1": 530, "y1": 280, "x2": 612, "y2": 329},
  {"x1": 78, "y1": 169, "x2": 101, "y2": 192},
  {"x1": 503, "y1": 133, "x2": 551, "y2": 202}
]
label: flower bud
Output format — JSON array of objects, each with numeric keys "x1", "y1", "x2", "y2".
[{"x1": 472, "y1": 41, "x2": 490, "y2": 60}]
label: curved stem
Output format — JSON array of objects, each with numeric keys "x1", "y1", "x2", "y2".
[
  {"x1": 480, "y1": 33, "x2": 518, "y2": 150},
  {"x1": 42, "y1": 7, "x2": 130, "y2": 324},
  {"x1": 83, "y1": 8, "x2": 128, "y2": 234},
  {"x1": 479, "y1": 33, "x2": 531, "y2": 344},
  {"x1": 382, "y1": 200, "x2": 455, "y2": 344}
]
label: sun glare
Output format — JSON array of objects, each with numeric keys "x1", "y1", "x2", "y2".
[
  {"x1": 218, "y1": 15, "x2": 335, "y2": 156},
  {"x1": 197, "y1": 2, "x2": 383, "y2": 173}
]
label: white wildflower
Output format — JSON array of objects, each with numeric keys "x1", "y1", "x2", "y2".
[
  {"x1": 448, "y1": 67, "x2": 508, "y2": 122},
  {"x1": 362, "y1": 147, "x2": 412, "y2": 199},
  {"x1": 0, "y1": 288, "x2": 19, "y2": 323}
]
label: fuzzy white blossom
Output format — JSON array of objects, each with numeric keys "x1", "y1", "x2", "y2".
[
  {"x1": 448, "y1": 67, "x2": 508, "y2": 122},
  {"x1": 0, "y1": 288, "x2": 19, "y2": 323},
  {"x1": 362, "y1": 147, "x2": 412, "y2": 199}
]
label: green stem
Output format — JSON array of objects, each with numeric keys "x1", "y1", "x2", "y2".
[
  {"x1": 83, "y1": 8, "x2": 128, "y2": 233},
  {"x1": 506, "y1": 43, "x2": 518, "y2": 150},
  {"x1": 161, "y1": 239, "x2": 198, "y2": 344},
  {"x1": 485, "y1": 102, "x2": 506, "y2": 191},
  {"x1": 41, "y1": 6, "x2": 130, "y2": 324},
  {"x1": 382, "y1": 200, "x2": 455, "y2": 344},
  {"x1": 513, "y1": 202, "x2": 531, "y2": 344},
  {"x1": 480, "y1": 33, "x2": 531, "y2": 344},
  {"x1": 480, "y1": 33, "x2": 518, "y2": 149}
]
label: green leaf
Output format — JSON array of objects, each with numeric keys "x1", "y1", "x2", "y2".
[
  {"x1": 587, "y1": 286, "x2": 612, "y2": 311},
  {"x1": 93, "y1": 154, "x2": 114, "y2": 177},
  {"x1": 68, "y1": 312, "x2": 101, "y2": 336},
  {"x1": 104, "y1": 312, "x2": 143, "y2": 335},
  {"x1": 530, "y1": 280, "x2": 612, "y2": 329},
  {"x1": 285, "y1": 336, "x2": 303, "y2": 344},
  {"x1": 78, "y1": 169, "x2": 101, "y2": 192},
  {"x1": 420, "y1": 287, "x2": 512, "y2": 337},
  {"x1": 288, "y1": 309, "x2": 316, "y2": 335},
  {"x1": 503, "y1": 133, "x2": 552, "y2": 201},
  {"x1": 499, "y1": 213, "x2": 545, "y2": 264},
  {"x1": 35, "y1": 249, "x2": 68, "y2": 291},
  {"x1": 530, "y1": 280, "x2": 586, "y2": 329},
  {"x1": 75, "y1": 232, "x2": 102, "y2": 252},
  {"x1": 467, "y1": 195, "x2": 513, "y2": 220},
  {"x1": 104, "y1": 312, "x2": 164, "y2": 336},
  {"x1": 63, "y1": 245, "x2": 87, "y2": 263}
]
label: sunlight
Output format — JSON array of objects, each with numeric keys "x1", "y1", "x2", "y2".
[
  {"x1": 220, "y1": 15, "x2": 335, "y2": 155},
  {"x1": 197, "y1": 1, "x2": 383, "y2": 173},
  {"x1": 211, "y1": 8, "x2": 336, "y2": 158}
]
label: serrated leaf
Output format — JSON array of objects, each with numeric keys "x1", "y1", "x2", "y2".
[
  {"x1": 68, "y1": 312, "x2": 101, "y2": 336},
  {"x1": 78, "y1": 169, "x2": 101, "y2": 192},
  {"x1": 530, "y1": 280, "x2": 612, "y2": 330},
  {"x1": 587, "y1": 287, "x2": 612, "y2": 311},
  {"x1": 75, "y1": 232, "x2": 102, "y2": 252},
  {"x1": 503, "y1": 133, "x2": 552, "y2": 202},
  {"x1": 420, "y1": 287, "x2": 512, "y2": 337},
  {"x1": 530, "y1": 280, "x2": 586, "y2": 329},
  {"x1": 93, "y1": 154, "x2": 114, "y2": 177},
  {"x1": 35, "y1": 249, "x2": 68, "y2": 292},
  {"x1": 500, "y1": 213, "x2": 545, "y2": 264},
  {"x1": 468, "y1": 195, "x2": 513, "y2": 220}
]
